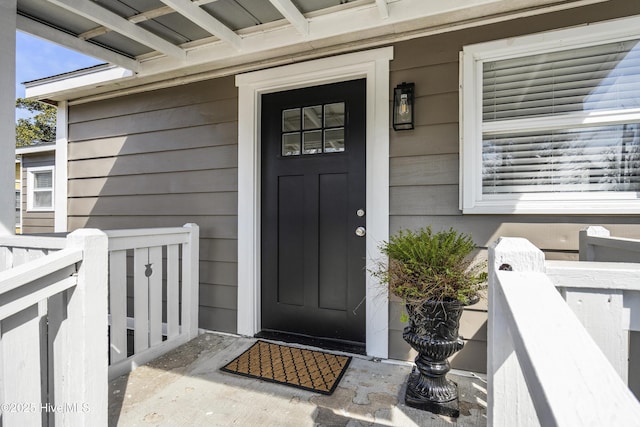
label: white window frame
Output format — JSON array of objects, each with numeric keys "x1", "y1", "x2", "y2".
[
  {"x1": 461, "y1": 15, "x2": 640, "y2": 214},
  {"x1": 26, "y1": 166, "x2": 55, "y2": 212}
]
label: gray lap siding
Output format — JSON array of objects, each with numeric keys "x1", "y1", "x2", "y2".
[{"x1": 67, "y1": 77, "x2": 239, "y2": 333}]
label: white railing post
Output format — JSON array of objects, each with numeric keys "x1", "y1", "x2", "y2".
[
  {"x1": 579, "y1": 226, "x2": 610, "y2": 261},
  {"x1": 488, "y1": 237, "x2": 545, "y2": 427},
  {"x1": 56, "y1": 229, "x2": 108, "y2": 426},
  {"x1": 182, "y1": 223, "x2": 199, "y2": 339},
  {"x1": 0, "y1": 0, "x2": 16, "y2": 236}
]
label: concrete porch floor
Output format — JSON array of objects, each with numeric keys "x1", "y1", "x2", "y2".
[{"x1": 108, "y1": 333, "x2": 487, "y2": 426}]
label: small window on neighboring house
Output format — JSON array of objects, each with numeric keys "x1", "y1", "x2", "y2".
[
  {"x1": 461, "y1": 17, "x2": 640, "y2": 214},
  {"x1": 27, "y1": 166, "x2": 54, "y2": 211},
  {"x1": 15, "y1": 190, "x2": 21, "y2": 227}
]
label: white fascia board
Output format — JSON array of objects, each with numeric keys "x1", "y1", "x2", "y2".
[
  {"x1": 16, "y1": 145, "x2": 56, "y2": 155},
  {"x1": 47, "y1": 0, "x2": 186, "y2": 60},
  {"x1": 17, "y1": 15, "x2": 139, "y2": 72},
  {"x1": 24, "y1": 66, "x2": 134, "y2": 99}
]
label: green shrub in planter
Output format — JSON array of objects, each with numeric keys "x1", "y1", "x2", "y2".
[{"x1": 375, "y1": 226, "x2": 487, "y2": 306}]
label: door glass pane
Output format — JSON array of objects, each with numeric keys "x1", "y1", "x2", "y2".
[
  {"x1": 282, "y1": 133, "x2": 301, "y2": 156},
  {"x1": 281, "y1": 102, "x2": 348, "y2": 157},
  {"x1": 303, "y1": 130, "x2": 322, "y2": 154},
  {"x1": 303, "y1": 105, "x2": 322, "y2": 130},
  {"x1": 283, "y1": 108, "x2": 301, "y2": 132},
  {"x1": 324, "y1": 103, "x2": 345, "y2": 127},
  {"x1": 324, "y1": 128, "x2": 345, "y2": 153}
]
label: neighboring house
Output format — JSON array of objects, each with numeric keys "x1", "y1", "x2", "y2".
[
  {"x1": 15, "y1": 143, "x2": 56, "y2": 234},
  {"x1": 13, "y1": 0, "x2": 640, "y2": 375}
]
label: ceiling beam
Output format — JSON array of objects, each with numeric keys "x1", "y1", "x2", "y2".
[
  {"x1": 45, "y1": 0, "x2": 185, "y2": 59},
  {"x1": 268, "y1": 0, "x2": 309, "y2": 35},
  {"x1": 78, "y1": 6, "x2": 175, "y2": 41},
  {"x1": 17, "y1": 15, "x2": 139, "y2": 71},
  {"x1": 193, "y1": 0, "x2": 223, "y2": 5},
  {"x1": 375, "y1": 0, "x2": 389, "y2": 19},
  {"x1": 77, "y1": 1, "x2": 224, "y2": 45},
  {"x1": 159, "y1": 0, "x2": 243, "y2": 50}
]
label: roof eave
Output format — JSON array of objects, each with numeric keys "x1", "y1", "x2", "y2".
[{"x1": 24, "y1": 0, "x2": 610, "y2": 103}]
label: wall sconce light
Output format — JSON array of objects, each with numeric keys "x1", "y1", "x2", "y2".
[{"x1": 393, "y1": 82, "x2": 415, "y2": 131}]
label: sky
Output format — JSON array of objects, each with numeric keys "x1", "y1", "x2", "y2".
[{"x1": 16, "y1": 31, "x2": 103, "y2": 118}]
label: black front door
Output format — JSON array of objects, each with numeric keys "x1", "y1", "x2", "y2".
[{"x1": 261, "y1": 79, "x2": 366, "y2": 345}]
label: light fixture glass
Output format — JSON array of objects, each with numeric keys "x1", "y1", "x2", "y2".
[{"x1": 393, "y1": 82, "x2": 415, "y2": 131}]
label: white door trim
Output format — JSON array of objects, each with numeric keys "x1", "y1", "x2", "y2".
[{"x1": 236, "y1": 47, "x2": 392, "y2": 358}]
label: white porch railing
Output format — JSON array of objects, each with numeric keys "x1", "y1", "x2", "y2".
[
  {"x1": 488, "y1": 235, "x2": 640, "y2": 426},
  {"x1": 0, "y1": 229, "x2": 108, "y2": 426},
  {"x1": 579, "y1": 225, "x2": 640, "y2": 263},
  {"x1": 546, "y1": 226, "x2": 640, "y2": 390},
  {"x1": 0, "y1": 234, "x2": 66, "y2": 266},
  {"x1": 0, "y1": 223, "x2": 199, "y2": 426},
  {"x1": 105, "y1": 223, "x2": 199, "y2": 380}
]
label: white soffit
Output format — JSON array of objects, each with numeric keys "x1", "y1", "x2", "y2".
[{"x1": 24, "y1": 0, "x2": 609, "y2": 101}]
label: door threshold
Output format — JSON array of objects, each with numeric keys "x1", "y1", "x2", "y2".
[{"x1": 255, "y1": 330, "x2": 366, "y2": 356}]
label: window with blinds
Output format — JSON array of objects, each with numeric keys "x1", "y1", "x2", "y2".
[
  {"x1": 461, "y1": 16, "x2": 640, "y2": 214},
  {"x1": 27, "y1": 167, "x2": 54, "y2": 211},
  {"x1": 482, "y1": 40, "x2": 640, "y2": 195}
]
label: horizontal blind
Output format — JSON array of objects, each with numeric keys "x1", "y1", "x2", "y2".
[
  {"x1": 34, "y1": 171, "x2": 53, "y2": 189},
  {"x1": 483, "y1": 124, "x2": 640, "y2": 194},
  {"x1": 481, "y1": 39, "x2": 640, "y2": 195},
  {"x1": 483, "y1": 39, "x2": 640, "y2": 121}
]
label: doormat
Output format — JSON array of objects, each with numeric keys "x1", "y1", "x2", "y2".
[{"x1": 220, "y1": 340, "x2": 351, "y2": 395}]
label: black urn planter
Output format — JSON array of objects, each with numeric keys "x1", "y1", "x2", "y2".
[{"x1": 402, "y1": 297, "x2": 477, "y2": 417}]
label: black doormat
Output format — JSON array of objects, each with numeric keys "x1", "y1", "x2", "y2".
[{"x1": 220, "y1": 340, "x2": 351, "y2": 395}]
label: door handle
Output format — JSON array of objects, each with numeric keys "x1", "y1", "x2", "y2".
[{"x1": 355, "y1": 227, "x2": 366, "y2": 237}]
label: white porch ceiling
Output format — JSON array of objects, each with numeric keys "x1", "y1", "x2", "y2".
[{"x1": 18, "y1": 0, "x2": 609, "y2": 101}]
